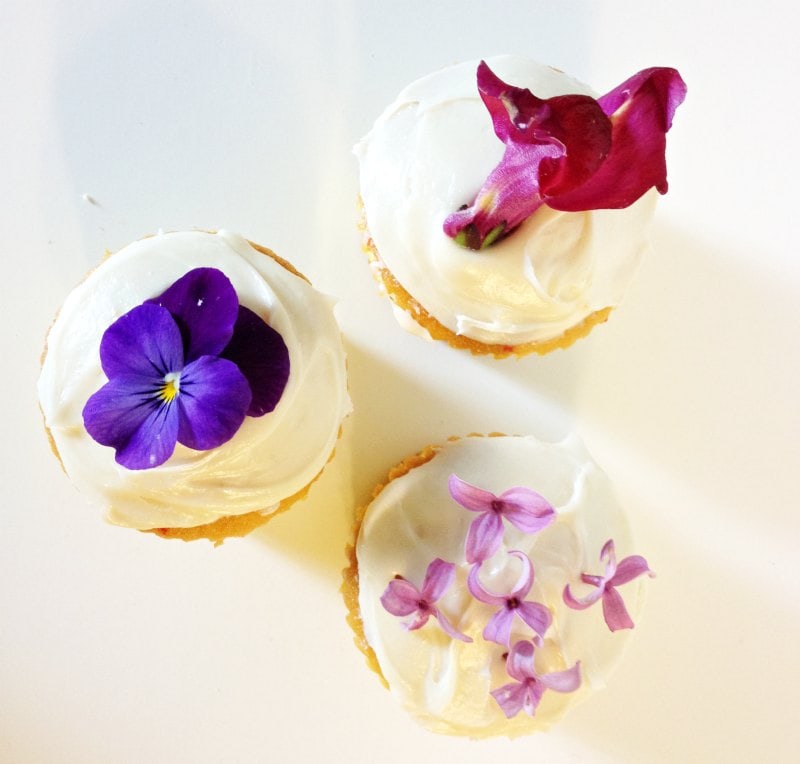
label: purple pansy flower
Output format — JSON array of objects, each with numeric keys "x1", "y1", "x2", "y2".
[
  {"x1": 381, "y1": 558, "x2": 472, "y2": 642},
  {"x1": 562, "y1": 539, "x2": 654, "y2": 632},
  {"x1": 491, "y1": 639, "x2": 581, "y2": 719},
  {"x1": 467, "y1": 551, "x2": 551, "y2": 645},
  {"x1": 82, "y1": 268, "x2": 290, "y2": 470},
  {"x1": 448, "y1": 474, "x2": 555, "y2": 564},
  {"x1": 444, "y1": 61, "x2": 687, "y2": 249}
]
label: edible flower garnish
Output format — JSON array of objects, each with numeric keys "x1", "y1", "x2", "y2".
[
  {"x1": 444, "y1": 61, "x2": 687, "y2": 249},
  {"x1": 467, "y1": 551, "x2": 551, "y2": 645},
  {"x1": 381, "y1": 558, "x2": 472, "y2": 642},
  {"x1": 448, "y1": 474, "x2": 555, "y2": 564},
  {"x1": 562, "y1": 539, "x2": 654, "y2": 631},
  {"x1": 83, "y1": 268, "x2": 290, "y2": 470},
  {"x1": 491, "y1": 639, "x2": 581, "y2": 719}
]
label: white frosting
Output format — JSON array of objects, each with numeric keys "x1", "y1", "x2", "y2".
[
  {"x1": 356, "y1": 435, "x2": 645, "y2": 737},
  {"x1": 355, "y1": 56, "x2": 657, "y2": 346},
  {"x1": 38, "y1": 230, "x2": 351, "y2": 530}
]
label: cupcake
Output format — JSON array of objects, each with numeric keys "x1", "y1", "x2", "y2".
[
  {"x1": 342, "y1": 434, "x2": 653, "y2": 737},
  {"x1": 38, "y1": 230, "x2": 351, "y2": 543},
  {"x1": 354, "y1": 56, "x2": 686, "y2": 357}
]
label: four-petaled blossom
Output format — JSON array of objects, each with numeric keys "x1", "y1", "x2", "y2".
[
  {"x1": 444, "y1": 61, "x2": 687, "y2": 249},
  {"x1": 491, "y1": 640, "x2": 581, "y2": 719},
  {"x1": 467, "y1": 551, "x2": 551, "y2": 645},
  {"x1": 380, "y1": 558, "x2": 472, "y2": 642},
  {"x1": 83, "y1": 268, "x2": 290, "y2": 470},
  {"x1": 448, "y1": 473, "x2": 555, "y2": 563},
  {"x1": 563, "y1": 539, "x2": 654, "y2": 631}
]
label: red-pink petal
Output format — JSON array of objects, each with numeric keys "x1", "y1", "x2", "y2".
[
  {"x1": 547, "y1": 67, "x2": 687, "y2": 211},
  {"x1": 602, "y1": 586, "x2": 635, "y2": 631},
  {"x1": 506, "y1": 550, "x2": 534, "y2": 599}
]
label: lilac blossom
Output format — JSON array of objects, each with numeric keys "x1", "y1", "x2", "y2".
[
  {"x1": 448, "y1": 474, "x2": 555, "y2": 564},
  {"x1": 467, "y1": 551, "x2": 551, "y2": 645},
  {"x1": 562, "y1": 539, "x2": 654, "y2": 631},
  {"x1": 380, "y1": 558, "x2": 472, "y2": 642},
  {"x1": 491, "y1": 640, "x2": 581, "y2": 719}
]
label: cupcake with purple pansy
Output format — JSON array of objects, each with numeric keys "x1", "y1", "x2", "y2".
[
  {"x1": 39, "y1": 230, "x2": 351, "y2": 543},
  {"x1": 342, "y1": 434, "x2": 653, "y2": 737},
  {"x1": 355, "y1": 56, "x2": 686, "y2": 357}
]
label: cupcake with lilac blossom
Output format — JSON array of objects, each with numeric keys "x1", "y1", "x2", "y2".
[
  {"x1": 38, "y1": 230, "x2": 351, "y2": 543},
  {"x1": 354, "y1": 56, "x2": 686, "y2": 357},
  {"x1": 342, "y1": 434, "x2": 653, "y2": 737}
]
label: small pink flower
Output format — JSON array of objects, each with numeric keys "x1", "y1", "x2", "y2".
[
  {"x1": 491, "y1": 640, "x2": 581, "y2": 719},
  {"x1": 380, "y1": 558, "x2": 472, "y2": 642},
  {"x1": 448, "y1": 474, "x2": 555, "y2": 564},
  {"x1": 467, "y1": 551, "x2": 551, "y2": 645},
  {"x1": 563, "y1": 539, "x2": 654, "y2": 631}
]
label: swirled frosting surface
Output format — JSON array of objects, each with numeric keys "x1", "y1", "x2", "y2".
[
  {"x1": 356, "y1": 435, "x2": 644, "y2": 737},
  {"x1": 38, "y1": 230, "x2": 351, "y2": 529},
  {"x1": 355, "y1": 56, "x2": 657, "y2": 345}
]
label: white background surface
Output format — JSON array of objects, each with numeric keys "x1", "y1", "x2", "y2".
[{"x1": 2, "y1": 1, "x2": 798, "y2": 761}]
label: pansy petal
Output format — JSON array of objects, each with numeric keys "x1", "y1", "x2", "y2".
[
  {"x1": 610, "y1": 555, "x2": 653, "y2": 586},
  {"x1": 220, "y1": 306, "x2": 290, "y2": 417},
  {"x1": 602, "y1": 586, "x2": 635, "y2": 632},
  {"x1": 483, "y1": 607, "x2": 516, "y2": 645},
  {"x1": 114, "y1": 399, "x2": 180, "y2": 470},
  {"x1": 150, "y1": 267, "x2": 238, "y2": 361},
  {"x1": 465, "y1": 511, "x2": 504, "y2": 564},
  {"x1": 99, "y1": 303, "x2": 183, "y2": 379},
  {"x1": 175, "y1": 356, "x2": 251, "y2": 451},
  {"x1": 539, "y1": 661, "x2": 582, "y2": 693},
  {"x1": 498, "y1": 487, "x2": 556, "y2": 534},
  {"x1": 447, "y1": 474, "x2": 497, "y2": 512},
  {"x1": 547, "y1": 67, "x2": 687, "y2": 211},
  {"x1": 83, "y1": 375, "x2": 162, "y2": 449},
  {"x1": 491, "y1": 681, "x2": 529, "y2": 719},
  {"x1": 562, "y1": 583, "x2": 604, "y2": 610},
  {"x1": 421, "y1": 558, "x2": 456, "y2": 602},
  {"x1": 506, "y1": 639, "x2": 536, "y2": 682},
  {"x1": 434, "y1": 610, "x2": 473, "y2": 643},
  {"x1": 380, "y1": 578, "x2": 422, "y2": 617},
  {"x1": 517, "y1": 601, "x2": 552, "y2": 637},
  {"x1": 467, "y1": 562, "x2": 507, "y2": 607}
]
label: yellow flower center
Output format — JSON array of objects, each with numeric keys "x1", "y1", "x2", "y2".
[{"x1": 160, "y1": 372, "x2": 181, "y2": 403}]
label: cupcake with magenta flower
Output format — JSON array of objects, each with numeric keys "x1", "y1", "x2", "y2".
[
  {"x1": 342, "y1": 434, "x2": 654, "y2": 737},
  {"x1": 38, "y1": 230, "x2": 351, "y2": 543},
  {"x1": 354, "y1": 56, "x2": 686, "y2": 357}
]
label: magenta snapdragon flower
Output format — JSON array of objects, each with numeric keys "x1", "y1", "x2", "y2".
[
  {"x1": 444, "y1": 61, "x2": 687, "y2": 249},
  {"x1": 562, "y1": 539, "x2": 654, "y2": 631}
]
